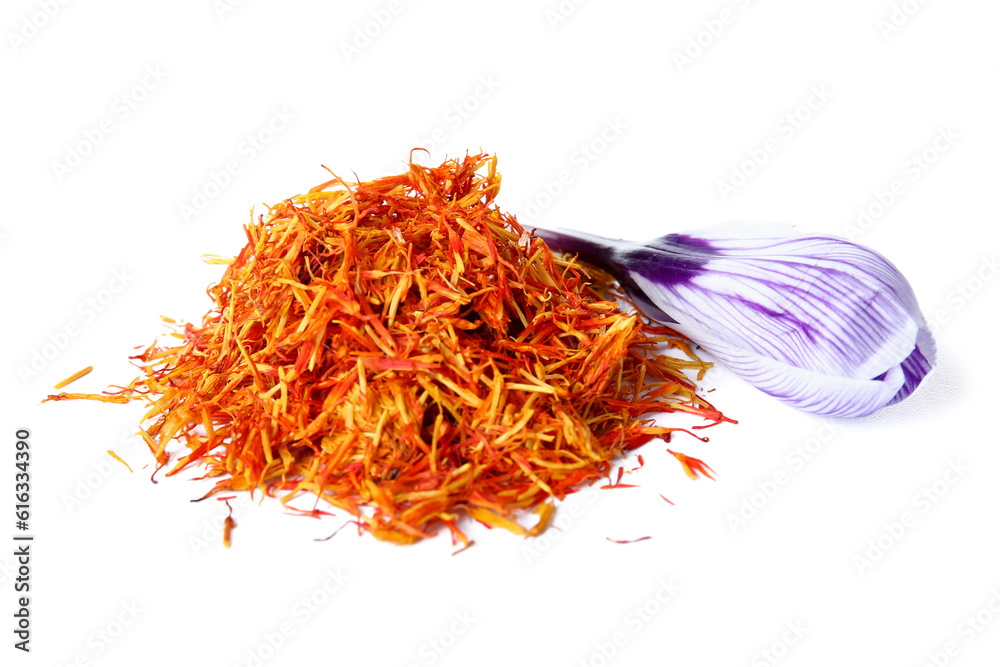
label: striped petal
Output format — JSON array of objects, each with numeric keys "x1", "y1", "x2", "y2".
[{"x1": 534, "y1": 225, "x2": 935, "y2": 418}]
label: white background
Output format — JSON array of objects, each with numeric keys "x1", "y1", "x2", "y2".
[{"x1": 2, "y1": 1, "x2": 999, "y2": 666}]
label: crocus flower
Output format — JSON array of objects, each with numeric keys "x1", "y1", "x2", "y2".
[{"x1": 533, "y1": 224, "x2": 935, "y2": 418}]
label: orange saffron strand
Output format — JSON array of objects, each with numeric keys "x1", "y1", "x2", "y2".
[
  {"x1": 53, "y1": 365, "x2": 93, "y2": 389},
  {"x1": 668, "y1": 450, "x2": 716, "y2": 481},
  {"x1": 107, "y1": 450, "x2": 133, "y2": 473}
]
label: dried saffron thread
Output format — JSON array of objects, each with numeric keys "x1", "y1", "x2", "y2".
[
  {"x1": 53, "y1": 365, "x2": 93, "y2": 389},
  {"x1": 668, "y1": 450, "x2": 716, "y2": 481},
  {"x1": 107, "y1": 450, "x2": 133, "y2": 473},
  {"x1": 45, "y1": 153, "x2": 728, "y2": 544},
  {"x1": 222, "y1": 500, "x2": 236, "y2": 549},
  {"x1": 606, "y1": 536, "x2": 652, "y2": 544}
]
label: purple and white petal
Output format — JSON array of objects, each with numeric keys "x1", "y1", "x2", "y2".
[{"x1": 534, "y1": 225, "x2": 935, "y2": 418}]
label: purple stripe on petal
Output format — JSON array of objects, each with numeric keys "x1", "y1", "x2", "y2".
[
  {"x1": 887, "y1": 338, "x2": 934, "y2": 406},
  {"x1": 534, "y1": 223, "x2": 935, "y2": 418},
  {"x1": 530, "y1": 228, "x2": 619, "y2": 274},
  {"x1": 533, "y1": 228, "x2": 679, "y2": 322}
]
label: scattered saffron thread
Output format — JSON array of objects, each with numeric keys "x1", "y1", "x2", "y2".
[
  {"x1": 107, "y1": 450, "x2": 133, "y2": 473},
  {"x1": 668, "y1": 450, "x2": 716, "y2": 481},
  {"x1": 606, "y1": 536, "x2": 652, "y2": 544},
  {"x1": 223, "y1": 500, "x2": 236, "y2": 549},
  {"x1": 53, "y1": 365, "x2": 93, "y2": 389}
]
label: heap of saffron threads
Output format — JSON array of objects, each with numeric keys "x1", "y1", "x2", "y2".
[{"x1": 47, "y1": 154, "x2": 728, "y2": 544}]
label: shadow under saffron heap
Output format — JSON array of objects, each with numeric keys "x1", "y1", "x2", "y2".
[{"x1": 47, "y1": 154, "x2": 728, "y2": 544}]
